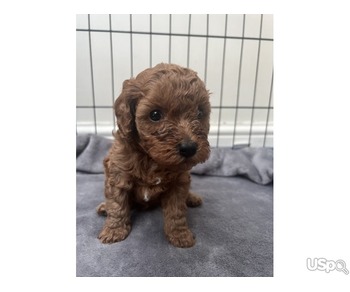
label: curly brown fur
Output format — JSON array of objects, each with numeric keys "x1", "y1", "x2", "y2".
[{"x1": 97, "y1": 63, "x2": 211, "y2": 248}]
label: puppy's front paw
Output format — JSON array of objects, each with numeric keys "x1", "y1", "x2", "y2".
[
  {"x1": 166, "y1": 229, "x2": 196, "y2": 248},
  {"x1": 98, "y1": 225, "x2": 131, "y2": 244}
]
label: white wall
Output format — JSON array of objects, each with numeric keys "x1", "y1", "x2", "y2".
[{"x1": 76, "y1": 14, "x2": 273, "y2": 147}]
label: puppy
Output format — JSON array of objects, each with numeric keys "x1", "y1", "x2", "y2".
[{"x1": 97, "y1": 63, "x2": 211, "y2": 248}]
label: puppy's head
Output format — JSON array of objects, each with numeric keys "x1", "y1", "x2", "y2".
[{"x1": 115, "y1": 63, "x2": 211, "y2": 170}]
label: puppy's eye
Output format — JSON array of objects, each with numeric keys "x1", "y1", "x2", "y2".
[{"x1": 149, "y1": 110, "x2": 162, "y2": 122}]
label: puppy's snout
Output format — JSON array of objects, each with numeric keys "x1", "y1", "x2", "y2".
[{"x1": 178, "y1": 140, "x2": 198, "y2": 158}]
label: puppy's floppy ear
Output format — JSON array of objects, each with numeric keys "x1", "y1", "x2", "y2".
[{"x1": 114, "y1": 79, "x2": 144, "y2": 142}]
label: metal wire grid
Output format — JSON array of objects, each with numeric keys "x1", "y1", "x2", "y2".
[{"x1": 76, "y1": 14, "x2": 273, "y2": 148}]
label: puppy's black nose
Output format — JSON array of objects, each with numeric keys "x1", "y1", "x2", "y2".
[{"x1": 178, "y1": 140, "x2": 198, "y2": 158}]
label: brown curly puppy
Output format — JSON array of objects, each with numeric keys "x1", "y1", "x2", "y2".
[{"x1": 97, "y1": 63, "x2": 211, "y2": 248}]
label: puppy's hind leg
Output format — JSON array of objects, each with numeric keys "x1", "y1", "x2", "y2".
[
  {"x1": 186, "y1": 191, "x2": 203, "y2": 208},
  {"x1": 96, "y1": 202, "x2": 107, "y2": 216}
]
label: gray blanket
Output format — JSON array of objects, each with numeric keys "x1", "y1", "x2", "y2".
[{"x1": 76, "y1": 134, "x2": 273, "y2": 277}]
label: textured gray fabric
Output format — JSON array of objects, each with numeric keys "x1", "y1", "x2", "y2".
[
  {"x1": 192, "y1": 147, "x2": 273, "y2": 185},
  {"x1": 76, "y1": 135, "x2": 113, "y2": 174},
  {"x1": 76, "y1": 134, "x2": 273, "y2": 277}
]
